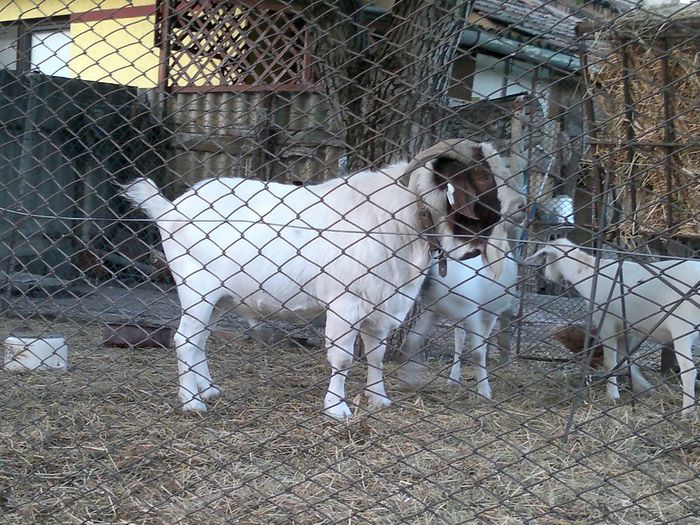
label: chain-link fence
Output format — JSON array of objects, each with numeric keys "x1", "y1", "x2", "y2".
[{"x1": 0, "y1": 0, "x2": 698, "y2": 523}]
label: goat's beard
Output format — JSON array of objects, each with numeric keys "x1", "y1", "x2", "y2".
[
  {"x1": 442, "y1": 237, "x2": 485, "y2": 261},
  {"x1": 460, "y1": 240, "x2": 485, "y2": 260}
]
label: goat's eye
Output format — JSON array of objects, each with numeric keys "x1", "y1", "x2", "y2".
[{"x1": 476, "y1": 170, "x2": 492, "y2": 181}]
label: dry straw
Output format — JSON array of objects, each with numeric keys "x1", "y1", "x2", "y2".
[
  {"x1": 588, "y1": 4, "x2": 700, "y2": 240},
  {"x1": 1, "y1": 319, "x2": 698, "y2": 524}
]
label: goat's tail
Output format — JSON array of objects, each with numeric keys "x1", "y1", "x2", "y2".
[{"x1": 122, "y1": 178, "x2": 177, "y2": 225}]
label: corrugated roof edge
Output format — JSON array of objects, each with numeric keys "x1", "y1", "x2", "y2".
[{"x1": 360, "y1": 5, "x2": 580, "y2": 72}]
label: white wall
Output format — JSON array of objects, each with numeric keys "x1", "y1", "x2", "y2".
[
  {"x1": 471, "y1": 53, "x2": 537, "y2": 100},
  {"x1": 0, "y1": 25, "x2": 18, "y2": 70}
]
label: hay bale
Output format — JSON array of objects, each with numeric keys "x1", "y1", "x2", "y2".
[{"x1": 587, "y1": 4, "x2": 700, "y2": 240}]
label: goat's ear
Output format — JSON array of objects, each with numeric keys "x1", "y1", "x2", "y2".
[
  {"x1": 447, "y1": 181, "x2": 478, "y2": 219},
  {"x1": 431, "y1": 157, "x2": 460, "y2": 186},
  {"x1": 524, "y1": 245, "x2": 557, "y2": 264},
  {"x1": 431, "y1": 157, "x2": 478, "y2": 219}
]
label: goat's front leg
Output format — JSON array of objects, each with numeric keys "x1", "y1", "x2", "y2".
[
  {"x1": 469, "y1": 315, "x2": 497, "y2": 399},
  {"x1": 397, "y1": 308, "x2": 437, "y2": 388},
  {"x1": 495, "y1": 309, "x2": 514, "y2": 366},
  {"x1": 448, "y1": 326, "x2": 467, "y2": 386},
  {"x1": 195, "y1": 304, "x2": 224, "y2": 401},
  {"x1": 360, "y1": 324, "x2": 391, "y2": 410},
  {"x1": 324, "y1": 307, "x2": 359, "y2": 419}
]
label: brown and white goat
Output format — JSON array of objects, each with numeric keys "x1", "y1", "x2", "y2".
[{"x1": 124, "y1": 140, "x2": 503, "y2": 418}]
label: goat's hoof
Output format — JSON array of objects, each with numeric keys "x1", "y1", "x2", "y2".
[
  {"x1": 498, "y1": 355, "x2": 512, "y2": 367},
  {"x1": 606, "y1": 387, "x2": 621, "y2": 403},
  {"x1": 200, "y1": 384, "x2": 222, "y2": 400},
  {"x1": 181, "y1": 398, "x2": 208, "y2": 412},
  {"x1": 632, "y1": 382, "x2": 654, "y2": 396},
  {"x1": 366, "y1": 392, "x2": 392, "y2": 409},
  {"x1": 446, "y1": 377, "x2": 461, "y2": 388},
  {"x1": 324, "y1": 401, "x2": 352, "y2": 420},
  {"x1": 398, "y1": 362, "x2": 427, "y2": 390},
  {"x1": 680, "y1": 406, "x2": 697, "y2": 419},
  {"x1": 476, "y1": 385, "x2": 493, "y2": 400}
]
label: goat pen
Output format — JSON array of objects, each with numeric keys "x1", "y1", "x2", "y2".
[{"x1": 0, "y1": 1, "x2": 698, "y2": 523}]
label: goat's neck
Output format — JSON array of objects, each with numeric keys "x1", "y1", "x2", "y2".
[
  {"x1": 406, "y1": 175, "x2": 440, "y2": 246},
  {"x1": 561, "y1": 249, "x2": 597, "y2": 297}
]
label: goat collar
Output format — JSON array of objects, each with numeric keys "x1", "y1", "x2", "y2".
[
  {"x1": 416, "y1": 200, "x2": 448, "y2": 277},
  {"x1": 416, "y1": 199, "x2": 485, "y2": 277}
]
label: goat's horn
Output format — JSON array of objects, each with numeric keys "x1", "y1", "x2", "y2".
[{"x1": 402, "y1": 139, "x2": 480, "y2": 184}]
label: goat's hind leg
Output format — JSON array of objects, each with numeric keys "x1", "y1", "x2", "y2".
[
  {"x1": 600, "y1": 328, "x2": 621, "y2": 403},
  {"x1": 174, "y1": 296, "x2": 217, "y2": 412},
  {"x1": 622, "y1": 334, "x2": 653, "y2": 396},
  {"x1": 194, "y1": 303, "x2": 226, "y2": 401},
  {"x1": 324, "y1": 304, "x2": 361, "y2": 419},
  {"x1": 495, "y1": 309, "x2": 514, "y2": 367},
  {"x1": 360, "y1": 323, "x2": 391, "y2": 410},
  {"x1": 673, "y1": 333, "x2": 697, "y2": 417}
]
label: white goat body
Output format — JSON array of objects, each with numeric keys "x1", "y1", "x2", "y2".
[
  {"x1": 123, "y1": 140, "x2": 504, "y2": 418},
  {"x1": 399, "y1": 228, "x2": 518, "y2": 398},
  {"x1": 529, "y1": 239, "x2": 699, "y2": 416}
]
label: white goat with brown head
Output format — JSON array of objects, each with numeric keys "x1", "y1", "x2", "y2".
[
  {"x1": 123, "y1": 139, "x2": 504, "y2": 418},
  {"x1": 528, "y1": 238, "x2": 699, "y2": 417}
]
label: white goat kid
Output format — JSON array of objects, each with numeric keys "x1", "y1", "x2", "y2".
[
  {"x1": 399, "y1": 223, "x2": 519, "y2": 398},
  {"x1": 123, "y1": 139, "x2": 503, "y2": 418},
  {"x1": 528, "y1": 239, "x2": 699, "y2": 417}
]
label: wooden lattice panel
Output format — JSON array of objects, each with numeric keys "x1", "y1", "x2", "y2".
[{"x1": 157, "y1": 0, "x2": 312, "y2": 92}]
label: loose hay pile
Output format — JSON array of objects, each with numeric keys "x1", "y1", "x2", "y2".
[
  {"x1": 587, "y1": 4, "x2": 700, "y2": 240},
  {"x1": 0, "y1": 318, "x2": 698, "y2": 524}
]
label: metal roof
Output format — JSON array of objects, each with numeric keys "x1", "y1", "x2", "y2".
[{"x1": 472, "y1": 0, "x2": 581, "y2": 53}]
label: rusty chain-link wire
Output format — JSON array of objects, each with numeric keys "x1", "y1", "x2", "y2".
[{"x1": 0, "y1": 0, "x2": 698, "y2": 523}]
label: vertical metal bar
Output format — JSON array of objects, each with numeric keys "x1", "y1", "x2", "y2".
[
  {"x1": 509, "y1": 95, "x2": 527, "y2": 190},
  {"x1": 514, "y1": 97, "x2": 536, "y2": 357},
  {"x1": 621, "y1": 44, "x2": 638, "y2": 229},
  {"x1": 563, "y1": 30, "x2": 610, "y2": 442},
  {"x1": 510, "y1": 97, "x2": 534, "y2": 355},
  {"x1": 500, "y1": 57, "x2": 512, "y2": 98},
  {"x1": 577, "y1": 36, "x2": 605, "y2": 246},
  {"x1": 660, "y1": 39, "x2": 676, "y2": 230},
  {"x1": 616, "y1": 252, "x2": 633, "y2": 409}
]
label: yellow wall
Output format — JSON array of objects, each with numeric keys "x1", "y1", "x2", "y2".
[
  {"x1": 1, "y1": 1, "x2": 160, "y2": 88},
  {"x1": 70, "y1": 16, "x2": 159, "y2": 88},
  {"x1": 0, "y1": 0, "x2": 154, "y2": 21}
]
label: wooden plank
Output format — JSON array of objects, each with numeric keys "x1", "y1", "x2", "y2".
[{"x1": 170, "y1": 131, "x2": 254, "y2": 154}]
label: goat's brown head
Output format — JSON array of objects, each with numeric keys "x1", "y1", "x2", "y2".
[
  {"x1": 551, "y1": 325, "x2": 605, "y2": 369},
  {"x1": 406, "y1": 139, "x2": 501, "y2": 261}
]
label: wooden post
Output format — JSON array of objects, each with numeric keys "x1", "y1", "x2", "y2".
[
  {"x1": 510, "y1": 95, "x2": 528, "y2": 190},
  {"x1": 2, "y1": 74, "x2": 39, "y2": 310}
]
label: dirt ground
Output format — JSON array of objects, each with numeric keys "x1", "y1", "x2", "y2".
[{"x1": 0, "y1": 300, "x2": 698, "y2": 524}]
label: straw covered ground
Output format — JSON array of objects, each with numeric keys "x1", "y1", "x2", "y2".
[{"x1": 0, "y1": 316, "x2": 698, "y2": 525}]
